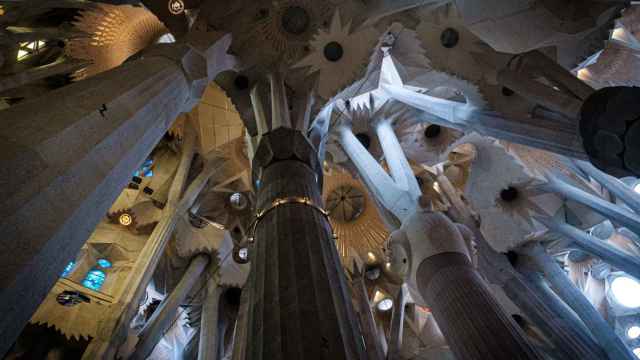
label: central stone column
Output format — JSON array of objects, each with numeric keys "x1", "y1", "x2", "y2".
[{"x1": 246, "y1": 127, "x2": 366, "y2": 360}]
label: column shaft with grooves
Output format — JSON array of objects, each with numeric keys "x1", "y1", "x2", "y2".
[
  {"x1": 417, "y1": 252, "x2": 541, "y2": 360},
  {"x1": 246, "y1": 128, "x2": 365, "y2": 360}
]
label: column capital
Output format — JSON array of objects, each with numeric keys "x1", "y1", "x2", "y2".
[{"x1": 252, "y1": 127, "x2": 323, "y2": 189}]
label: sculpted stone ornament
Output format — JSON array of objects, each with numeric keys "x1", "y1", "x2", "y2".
[
  {"x1": 387, "y1": 209, "x2": 470, "y2": 306},
  {"x1": 386, "y1": 207, "x2": 541, "y2": 360}
]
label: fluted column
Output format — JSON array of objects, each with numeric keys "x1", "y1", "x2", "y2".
[
  {"x1": 416, "y1": 250, "x2": 540, "y2": 360},
  {"x1": 0, "y1": 44, "x2": 196, "y2": 358},
  {"x1": 198, "y1": 277, "x2": 223, "y2": 360},
  {"x1": 351, "y1": 263, "x2": 385, "y2": 360},
  {"x1": 436, "y1": 172, "x2": 605, "y2": 359},
  {"x1": 0, "y1": 32, "x2": 235, "y2": 357},
  {"x1": 246, "y1": 127, "x2": 366, "y2": 360},
  {"x1": 131, "y1": 253, "x2": 211, "y2": 360},
  {"x1": 522, "y1": 243, "x2": 635, "y2": 360},
  {"x1": 387, "y1": 285, "x2": 407, "y2": 360}
]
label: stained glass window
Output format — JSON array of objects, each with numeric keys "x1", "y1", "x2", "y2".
[
  {"x1": 61, "y1": 261, "x2": 75, "y2": 278},
  {"x1": 97, "y1": 258, "x2": 112, "y2": 268},
  {"x1": 133, "y1": 158, "x2": 154, "y2": 178},
  {"x1": 82, "y1": 269, "x2": 106, "y2": 291}
]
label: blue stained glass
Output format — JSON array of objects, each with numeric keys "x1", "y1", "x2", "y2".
[
  {"x1": 97, "y1": 258, "x2": 112, "y2": 268},
  {"x1": 133, "y1": 158, "x2": 154, "y2": 178},
  {"x1": 61, "y1": 261, "x2": 75, "y2": 277},
  {"x1": 82, "y1": 269, "x2": 106, "y2": 291}
]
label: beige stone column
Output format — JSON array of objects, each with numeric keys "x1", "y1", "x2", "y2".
[
  {"x1": 198, "y1": 276, "x2": 223, "y2": 360},
  {"x1": 131, "y1": 253, "x2": 211, "y2": 360},
  {"x1": 0, "y1": 43, "x2": 188, "y2": 358}
]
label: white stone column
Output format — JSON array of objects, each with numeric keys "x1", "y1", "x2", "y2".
[
  {"x1": 131, "y1": 253, "x2": 211, "y2": 360},
  {"x1": 198, "y1": 277, "x2": 223, "y2": 360}
]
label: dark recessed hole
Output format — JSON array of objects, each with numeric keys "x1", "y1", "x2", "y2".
[
  {"x1": 234, "y1": 75, "x2": 249, "y2": 90},
  {"x1": 224, "y1": 287, "x2": 242, "y2": 306},
  {"x1": 506, "y1": 251, "x2": 519, "y2": 266},
  {"x1": 355, "y1": 133, "x2": 371, "y2": 149},
  {"x1": 143, "y1": 186, "x2": 154, "y2": 195},
  {"x1": 132, "y1": 176, "x2": 142, "y2": 184},
  {"x1": 440, "y1": 28, "x2": 460, "y2": 48},
  {"x1": 57, "y1": 40, "x2": 65, "y2": 48},
  {"x1": 502, "y1": 87, "x2": 515, "y2": 97},
  {"x1": 512, "y1": 314, "x2": 526, "y2": 327},
  {"x1": 424, "y1": 125, "x2": 442, "y2": 139},
  {"x1": 500, "y1": 187, "x2": 519, "y2": 202},
  {"x1": 324, "y1": 41, "x2": 344, "y2": 62},
  {"x1": 281, "y1": 6, "x2": 310, "y2": 35},
  {"x1": 258, "y1": 8, "x2": 269, "y2": 18},
  {"x1": 128, "y1": 183, "x2": 139, "y2": 190},
  {"x1": 415, "y1": 176, "x2": 424, "y2": 187}
]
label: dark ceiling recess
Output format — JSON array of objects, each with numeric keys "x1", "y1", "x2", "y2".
[
  {"x1": 281, "y1": 6, "x2": 310, "y2": 35},
  {"x1": 440, "y1": 28, "x2": 460, "y2": 48},
  {"x1": 324, "y1": 41, "x2": 344, "y2": 62},
  {"x1": 424, "y1": 125, "x2": 442, "y2": 139},
  {"x1": 234, "y1": 75, "x2": 249, "y2": 90},
  {"x1": 356, "y1": 133, "x2": 371, "y2": 150},
  {"x1": 500, "y1": 187, "x2": 519, "y2": 202}
]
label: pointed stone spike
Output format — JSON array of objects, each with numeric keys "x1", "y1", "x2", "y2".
[
  {"x1": 542, "y1": 172, "x2": 640, "y2": 235},
  {"x1": 576, "y1": 160, "x2": 640, "y2": 214},
  {"x1": 250, "y1": 85, "x2": 268, "y2": 137},
  {"x1": 375, "y1": 120, "x2": 421, "y2": 198},
  {"x1": 534, "y1": 215, "x2": 640, "y2": 281},
  {"x1": 381, "y1": 84, "x2": 474, "y2": 126},
  {"x1": 269, "y1": 72, "x2": 291, "y2": 129}
]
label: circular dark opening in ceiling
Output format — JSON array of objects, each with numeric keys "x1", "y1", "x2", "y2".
[
  {"x1": 281, "y1": 6, "x2": 310, "y2": 35},
  {"x1": 324, "y1": 41, "x2": 344, "y2": 62},
  {"x1": 234, "y1": 75, "x2": 249, "y2": 90},
  {"x1": 440, "y1": 28, "x2": 460, "y2": 48},
  {"x1": 356, "y1": 133, "x2": 371, "y2": 150},
  {"x1": 500, "y1": 187, "x2": 519, "y2": 202},
  {"x1": 502, "y1": 86, "x2": 515, "y2": 97},
  {"x1": 424, "y1": 125, "x2": 442, "y2": 139}
]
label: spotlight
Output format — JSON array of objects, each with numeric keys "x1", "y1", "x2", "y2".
[
  {"x1": 628, "y1": 325, "x2": 640, "y2": 340},
  {"x1": 377, "y1": 298, "x2": 393, "y2": 312},
  {"x1": 118, "y1": 213, "x2": 133, "y2": 226},
  {"x1": 610, "y1": 276, "x2": 640, "y2": 309}
]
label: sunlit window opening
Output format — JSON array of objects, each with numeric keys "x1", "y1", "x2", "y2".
[
  {"x1": 82, "y1": 269, "x2": 106, "y2": 291},
  {"x1": 610, "y1": 276, "x2": 640, "y2": 308},
  {"x1": 157, "y1": 33, "x2": 176, "y2": 43},
  {"x1": 634, "y1": 182, "x2": 640, "y2": 194},
  {"x1": 628, "y1": 325, "x2": 640, "y2": 339},
  {"x1": 61, "y1": 261, "x2": 75, "y2": 278},
  {"x1": 633, "y1": 347, "x2": 640, "y2": 359},
  {"x1": 17, "y1": 40, "x2": 46, "y2": 61}
]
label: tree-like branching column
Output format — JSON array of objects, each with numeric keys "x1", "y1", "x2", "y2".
[{"x1": 246, "y1": 126, "x2": 366, "y2": 360}]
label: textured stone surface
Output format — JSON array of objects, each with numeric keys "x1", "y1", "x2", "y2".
[
  {"x1": 580, "y1": 86, "x2": 640, "y2": 177},
  {"x1": 245, "y1": 129, "x2": 365, "y2": 360},
  {"x1": 417, "y1": 252, "x2": 541, "y2": 360}
]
